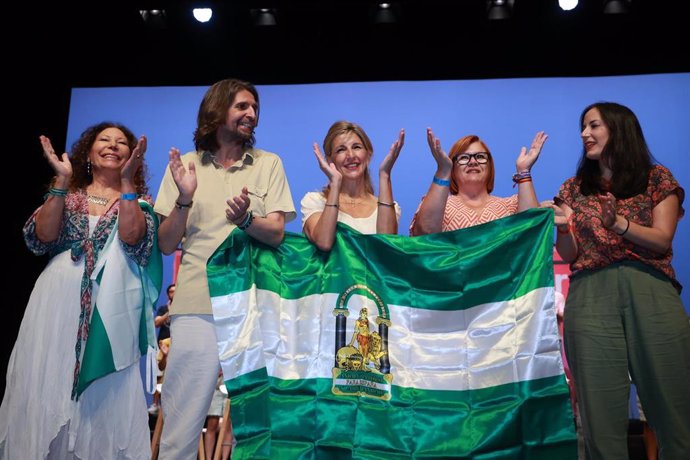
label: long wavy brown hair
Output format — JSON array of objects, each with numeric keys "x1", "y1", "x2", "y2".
[
  {"x1": 58, "y1": 121, "x2": 148, "y2": 194},
  {"x1": 194, "y1": 78, "x2": 259, "y2": 153},
  {"x1": 576, "y1": 101, "x2": 654, "y2": 198}
]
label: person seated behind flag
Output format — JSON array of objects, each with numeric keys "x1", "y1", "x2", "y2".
[
  {"x1": 301, "y1": 121, "x2": 404, "y2": 248},
  {"x1": 410, "y1": 129, "x2": 547, "y2": 234},
  {"x1": 0, "y1": 122, "x2": 159, "y2": 459}
]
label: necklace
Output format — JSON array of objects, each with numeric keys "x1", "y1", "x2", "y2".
[
  {"x1": 87, "y1": 195, "x2": 109, "y2": 206},
  {"x1": 340, "y1": 195, "x2": 362, "y2": 207}
]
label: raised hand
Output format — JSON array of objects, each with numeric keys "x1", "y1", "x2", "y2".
[
  {"x1": 39, "y1": 135, "x2": 72, "y2": 181},
  {"x1": 598, "y1": 192, "x2": 617, "y2": 228},
  {"x1": 379, "y1": 129, "x2": 405, "y2": 176},
  {"x1": 313, "y1": 142, "x2": 342, "y2": 185},
  {"x1": 426, "y1": 128, "x2": 452, "y2": 177},
  {"x1": 121, "y1": 135, "x2": 146, "y2": 182},
  {"x1": 168, "y1": 147, "x2": 197, "y2": 200},
  {"x1": 516, "y1": 131, "x2": 548, "y2": 172},
  {"x1": 226, "y1": 186, "x2": 251, "y2": 224}
]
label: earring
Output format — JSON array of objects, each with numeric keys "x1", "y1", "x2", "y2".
[{"x1": 86, "y1": 160, "x2": 92, "y2": 177}]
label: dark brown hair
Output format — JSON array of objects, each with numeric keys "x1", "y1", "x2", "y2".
[
  {"x1": 193, "y1": 78, "x2": 259, "y2": 152},
  {"x1": 576, "y1": 101, "x2": 653, "y2": 198}
]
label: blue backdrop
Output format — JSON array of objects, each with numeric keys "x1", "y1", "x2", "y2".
[{"x1": 67, "y1": 73, "x2": 690, "y2": 312}]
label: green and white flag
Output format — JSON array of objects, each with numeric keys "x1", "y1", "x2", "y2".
[
  {"x1": 77, "y1": 201, "x2": 162, "y2": 397},
  {"x1": 208, "y1": 208, "x2": 576, "y2": 459}
]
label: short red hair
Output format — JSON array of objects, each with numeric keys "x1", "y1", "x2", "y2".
[{"x1": 448, "y1": 135, "x2": 495, "y2": 194}]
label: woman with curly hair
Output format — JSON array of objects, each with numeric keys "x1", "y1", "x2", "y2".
[{"x1": 0, "y1": 121, "x2": 161, "y2": 459}]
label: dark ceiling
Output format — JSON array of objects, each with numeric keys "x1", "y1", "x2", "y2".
[{"x1": 16, "y1": 0, "x2": 690, "y2": 87}]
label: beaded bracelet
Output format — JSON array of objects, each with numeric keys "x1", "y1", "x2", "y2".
[
  {"x1": 512, "y1": 170, "x2": 532, "y2": 187},
  {"x1": 48, "y1": 187, "x2": 68, "y2": 196},
  {"x1": 514, "y1": 177, "x2": 533, "y2": 186},
  {"x1": 432, "y1": 176, "x2": 450, "y2": 187},
  {"x1": 44, "y1": 187, "x2": 68, "y2": 200},
  {"x1": 237, "y1": 210, "x2": 254, "y2": 231},
  {"x1": 377, "y1": 201, "x2": 394, "y2": 207}
]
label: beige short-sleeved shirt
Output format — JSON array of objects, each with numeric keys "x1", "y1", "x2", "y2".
[{"x1": 154, "y1": 148, "x2": 296, "y2": 315}]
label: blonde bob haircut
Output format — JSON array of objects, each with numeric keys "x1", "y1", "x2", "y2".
[{"x1": 321, "y1": 121, "x2": 375, "y2": 196}]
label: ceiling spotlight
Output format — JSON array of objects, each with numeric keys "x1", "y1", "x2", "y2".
[
  {"x1": 603, "y1": 0, "x2": 631, "y2": 14},
  {"x1": 486, "y1": 0, "x2": 514, "y2": 20},
  {"x1": 558, "y1": 0, "x2": 578, "y2": 11},
  {"x1": 139, "y1": 9, "x2": 167, "y2": 28},
  {"x1": 192, "y1": 8, "x2": 213, "y2": 23},
  {"x1": 251, "y1": 8, "x2": 277, "y2": 27},
  {"x1": 374, "y1": 3, "x2": 397, "y2": 25}
]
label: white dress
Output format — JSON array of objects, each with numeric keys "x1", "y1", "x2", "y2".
[
  {"x1": 300, "y1": 191, "x2": 401, "y2": 234},
  {"x1": 0, "y1": 216, "x2": 150, "y2": 460}
]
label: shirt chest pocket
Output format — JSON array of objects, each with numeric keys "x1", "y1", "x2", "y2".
[{"x1": 246, "y1": 185, "x2": 267, "y2": 217}]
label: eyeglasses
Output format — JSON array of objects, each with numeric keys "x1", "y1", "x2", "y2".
[{"x1": 454, "y1": 152, "x2": 490, "y2": 165}]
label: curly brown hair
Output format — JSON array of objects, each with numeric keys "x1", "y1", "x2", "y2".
[
  {"x1": 61, "y1": 121, "x2": 149, "y2": 195},
  {"x1": 193, "y1": 79, "x2": 259, "y2": 153}
]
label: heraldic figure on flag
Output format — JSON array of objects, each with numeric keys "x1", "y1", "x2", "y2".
[
  {"x1": 332, "y1": 286, "x2": 394, "y2": 400},
  {"x1": 208, "y1": 210, "x2": 578, "y2": 458}
]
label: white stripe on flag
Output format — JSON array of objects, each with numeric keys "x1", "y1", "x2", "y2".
[{"x1": 212, "y1": 286, "x2": 562, "y2": 392}]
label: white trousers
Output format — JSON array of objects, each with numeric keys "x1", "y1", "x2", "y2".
[{"x1": 159, "y1": 315, "x2": 220, "y2": 460}]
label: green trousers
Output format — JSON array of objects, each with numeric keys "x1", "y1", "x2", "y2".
[{"x1": 564, "y1": 261, "x2": 690, "y2": 460}]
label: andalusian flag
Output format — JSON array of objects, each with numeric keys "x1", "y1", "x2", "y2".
[
  {"x1": 76, "y1": 201, "x2": 162, "y2": 397},
  {"x1": 208, "y1": 208, "x2": 576, "y2": 459}
]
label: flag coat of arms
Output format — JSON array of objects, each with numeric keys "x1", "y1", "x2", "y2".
[{"x1": 208, "y1": 208, "x2": 577, "y2": 459}]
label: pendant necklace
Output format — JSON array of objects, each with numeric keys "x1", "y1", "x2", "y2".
[{"x1": 87, "y1": 195, "x2": 109, "y2": 206}]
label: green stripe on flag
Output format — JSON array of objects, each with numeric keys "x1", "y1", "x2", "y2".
[
  {"x1": 208, "y1": 208, "x2": 576, "y2": 458},
  {"x1": 209, "y1": 208, "x2": 554, "y2": 310},
  {"x1": 227, "y1": 372, "x2": 575, "y2": 459}
]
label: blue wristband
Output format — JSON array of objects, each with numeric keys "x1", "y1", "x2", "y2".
[
  {"x1": 121, "y1": 192, "x2": 137, "y2": 201},
  {"x1": 432, "y1": 176, "x2": 451, "y2": 187}
]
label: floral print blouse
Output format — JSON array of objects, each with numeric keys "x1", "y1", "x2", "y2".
[
  {"x1": 556, "y1": 165, "x2": 685, "y2": 288},
  {"x1": 24, "y1": 190, "x2": 154, "y2": 265}
]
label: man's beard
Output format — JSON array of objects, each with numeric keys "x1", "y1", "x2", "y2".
[{"x1": 220, "y1": 125, "x2": 253, "y2": 145}]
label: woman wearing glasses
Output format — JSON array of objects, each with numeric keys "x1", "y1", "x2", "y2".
[{"x1": 410, "y1": 128, "x2": 547, "y2": 234}]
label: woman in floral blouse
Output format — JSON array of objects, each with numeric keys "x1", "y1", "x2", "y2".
[
  {"x1": 0, "y1": 122, "x2": 161, "y2": 459},
  {"x1": 554, "y1": 102, "x2": 689, "y2": 459}
]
